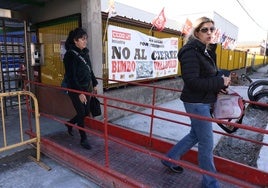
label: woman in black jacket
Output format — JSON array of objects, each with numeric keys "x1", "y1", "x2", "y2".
[
  {"x1": 161, "y1": 17, "x2": 231, "y2": 188},
  {"x1": 63, "y1": 27, "x2": 98, "y2": 150}
]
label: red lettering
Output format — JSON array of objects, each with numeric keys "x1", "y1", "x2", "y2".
[
  {"x1": 111, "y1": 60, "x2": 136, "y2": 73},
  {"x1": 170, "y1": 39, "x2": 178, "y2": 46},
  {"x1": 111, "y1": 61, "x2": 117, "y2": 73},
  {"x1": 112, "y1": 30, "x2": 131, "y2": 40},
  {"x1": 154, "y1": 60, "x2": 177, "y2": 70},
  {"x1": 166, "y1": 60, "x2": 177, "y2": 68}
]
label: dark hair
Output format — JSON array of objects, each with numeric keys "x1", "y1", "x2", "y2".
[{"x1": 65, "y1": 27, "x2": 88, "y2": 50}]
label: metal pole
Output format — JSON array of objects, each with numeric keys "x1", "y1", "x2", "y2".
[
  {"x1": 24, "y1": 21, "x2": 31, "y2": 89},
  {"x1": 265, "y1": 31, "x2": 268, "y2": 64}
]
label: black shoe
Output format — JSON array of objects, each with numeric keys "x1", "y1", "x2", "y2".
[
  {"x1": 65, "y1": 122, "x2": 73, "y2": 136},
  {"x1": 161, "y1": 160, "x2": 184, "y2": 174},
  {"x1": 169, "y1": 166, "x2": 184, "y2": 173},
  {"x1": 80, "y1": 140, "x2": 91, "y2": 150}
]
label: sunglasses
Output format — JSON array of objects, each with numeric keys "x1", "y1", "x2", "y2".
[{"x1": 199, "y1": 27, "x2": 215, "y2": 33}]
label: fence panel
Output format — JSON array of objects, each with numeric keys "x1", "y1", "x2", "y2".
[{"x1": 0, "y1": 91, "x2": 41, "y2": 161}]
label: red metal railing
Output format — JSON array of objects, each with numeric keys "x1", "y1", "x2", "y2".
[{"x1": 24, "y1": 79, "x2": 268, "y2": 187}]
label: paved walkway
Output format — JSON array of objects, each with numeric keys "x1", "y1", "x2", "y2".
[
  {"x1": 0, "y1": 64, "x2": 267, "y2": 188},
  {"x1": 0, "y1": 108, "x2": 101, "y2": 188}
]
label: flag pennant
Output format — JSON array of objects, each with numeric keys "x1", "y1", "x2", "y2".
[
  {"x1": 106, "y1": 0, "x2": 117, "y2": 18},
  {"x1": 212, "y1": 28, "x2": 221, "y2": 43},
  {"x1": 182, "y1": 18, "x2": 192, "y2": 35},
  {"x1": 151, "y1": 8, "x2": 166, "y2": 31}
]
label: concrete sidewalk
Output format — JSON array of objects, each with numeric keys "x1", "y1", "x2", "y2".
[
  {"x1": 0, "y1": 148, "x2": 101, "y2": 188},
  {"x1": 0, "y1": 108, "x2": 101, "y2": 188}
]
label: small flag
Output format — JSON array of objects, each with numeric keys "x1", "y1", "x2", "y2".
[
  {"x1": 106, "y1": 0, "x2": 117, "y2": 18},
  {"x1": 151, "y1": 8, "x2": 166, "y2": 31},
  {"x1": 223, "y1": 37, "x2": 231, "y2": 49},
  {"x1": 212, "y1": 28, "x2": 221, "y2": 43},
  {"x1": 220, "y1": 33, "x2": 226, "y2": 44},
  {"x1": 181, "y1": 18, "x2": 192, "y2": 35}
]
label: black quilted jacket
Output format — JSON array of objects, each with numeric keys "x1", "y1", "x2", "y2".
[
  {"x1": 178, "y1": 39, "x2": 225, "y2": 103},
  {"x1": 63, "y1": 46, "x2": 98, "y2": 92}
]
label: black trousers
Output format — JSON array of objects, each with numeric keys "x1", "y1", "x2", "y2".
[{"x1": 68, "y1": 91, "x2": 91, "y2": 141}]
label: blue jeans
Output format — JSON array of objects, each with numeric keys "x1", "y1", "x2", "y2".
[{"x1": 163, "y1": 102, "x2": 220, "y2": 188}]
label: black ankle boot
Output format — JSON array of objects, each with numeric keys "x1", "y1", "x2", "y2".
[
  {"x1": 65, "y1": 122, "x2": 73, "y2": 136},
  {"x1": 80, "y1": 139, "x2": 91, "y2": 150}
]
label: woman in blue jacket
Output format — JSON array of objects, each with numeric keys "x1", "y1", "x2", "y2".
[
  {"x1": 161, "y1": 17, "x2": 231, "y2": 188},
  {"x1": 63, "y1": 28, "x2": 98, "y2": 150}
]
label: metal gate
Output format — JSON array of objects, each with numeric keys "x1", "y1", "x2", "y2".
[
  {"x1": 0, "y1": 17, "x2": 28, "y2": 109},
  {"x1": 0, "y1": 90, "x2": 41, "y2": 162}
]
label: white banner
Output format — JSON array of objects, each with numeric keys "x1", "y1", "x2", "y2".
[{"x1": 108, "y1": 25, "x2": 178, "y2": 83}]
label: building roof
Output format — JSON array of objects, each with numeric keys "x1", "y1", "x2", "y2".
[{"x1": 0, "y1": 0, "x2": 50, "y2": 11}]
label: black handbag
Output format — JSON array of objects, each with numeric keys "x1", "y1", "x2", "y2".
[{"x1": 90, "y1": 96, "x2": 102, "y2": 117}]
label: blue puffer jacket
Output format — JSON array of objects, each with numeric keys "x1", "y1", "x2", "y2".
[{"x1": 178, "y1": 39, "x2": 225, "y2": 103}]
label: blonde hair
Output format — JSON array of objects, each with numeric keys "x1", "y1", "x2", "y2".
[{"x1": 184, "y1": 16, "x2": 214, "y2": 44}]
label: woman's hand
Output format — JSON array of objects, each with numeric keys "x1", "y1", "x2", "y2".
[
  {"x1": 93, "y1": 86, "x2": 98, "y2": 94},
  {"x1": 222, "y1": 75, "x2": 231, "y2": 87},
  {"x1": 220, "y1": 88, "x2": 228, "y2": 94},
  {"x1": 79, "y1": 93, "x2": 87, "y2": 104}
]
